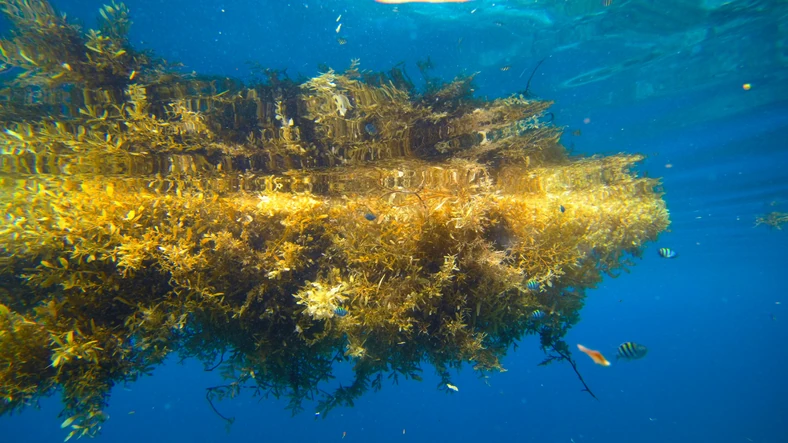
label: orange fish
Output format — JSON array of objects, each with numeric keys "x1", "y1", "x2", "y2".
[
  {"x1": 376, "y1": 0, "x2": 471, "y2": 3},
  {"x1": 577, "y1": 344, "x2": 611, "y2": 366}
]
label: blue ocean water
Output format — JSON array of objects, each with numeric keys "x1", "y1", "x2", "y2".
[{"x1": 2, "y1": 1, "x2": 787, "y2": 442}]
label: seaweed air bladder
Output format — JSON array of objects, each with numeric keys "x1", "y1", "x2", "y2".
[{"x1": 0, "y1": 0, "x2": 669, "y2": 438}]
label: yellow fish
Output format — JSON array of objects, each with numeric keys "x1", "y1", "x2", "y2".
[{"x1": 577, "y1": 344, "x2": 611, "y2": 366}]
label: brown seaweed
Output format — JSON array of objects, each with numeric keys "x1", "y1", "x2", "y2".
[{"x1": 0, "y1": 1, "x2": 670, "y2": 438}]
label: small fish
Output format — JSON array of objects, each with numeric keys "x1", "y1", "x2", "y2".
[
  {"x1": 335, "y1": 23, "x2": 342, "y2": 33},
  {"x1": 446, "y1": 383, "x2": 459, "y2": 392},
  {"x1": 577, "y1": 344, "x2": 611, "y2": 366},
  {"x1": 342, "y1": 431, "x2": 347, "y2": 439},
  {"x1": 364, "y1": 213, "x2": 377, "y2": 221},
  {"x1": 526, "y1": 279, "x2": 540, "y2": 290},
  {"x1": 500, "y1": 66, "x2": 511, "y2": 72},
  {"x1": 494, "y1": 21, "x2": 504, "y2": 27},
  {"x1": 559, "y1": 205, "x2": 565, "y2": 213},
  {"x1": 334, "y1": 306, "x2": 348, "y2": 317},
  {"x1": 616, "y1": 342, "x2": 648, "y2": 360},
  {"x1": 128, "y1": 410, "x2": 136, "y2": 415},
  {"x1": 337, "y1": 37, "x2": 347, "y2": 45},
  {"x1": 572, "y1": 129, "x2": 581, "y2": 136},
  {"x1": 602, "y1": 0, "x2": 613, "y2": 6},
  {"x1": 530, "y1": 309, "x2": 545, "y2": 321},
  {"x1": 658, "y1": 247, "x2": 677, "y2": 258},
  {"x1": 364, "y1": 122, "x2": 378, "y2": 136}
]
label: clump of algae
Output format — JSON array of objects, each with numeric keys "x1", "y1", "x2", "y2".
[
  {"x1": 755, "y1": 211, "x2": 788, "y2": 230},
  {"x1": 0, "y1": 1, "x2": 670, "y2": 438}
]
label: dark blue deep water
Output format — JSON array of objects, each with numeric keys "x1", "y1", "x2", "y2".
[{"x1": 2, "y1": 1, "x2": 787, "y2": 442}]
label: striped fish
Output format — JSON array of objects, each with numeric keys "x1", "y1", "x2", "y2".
[
  {"x1": 526, "y1": 279, "x2": 540, "y2": 290},
  {"x1": 658, "y1": 248, "x2": 677, "y2": 258},
  {"x1": 334, "y1": 307, "x2": 348, "y2": 317},
  {"x1": 616, "y1": 342, "x2": 648, "y2": 360},
  {"x1": 530, "y1": 309, "x2": 546, "y2": 321}
]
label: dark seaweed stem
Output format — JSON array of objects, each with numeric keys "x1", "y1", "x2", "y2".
[
  {"x1": 205, "y1": 384, "x2": 239, "y2": 428},
  {"x1": 551, "y1": 346, "x2": 599, "y2": 401},
  {"x1": 205, "y1": 388, "x2": 234, "y2": 424},
  {"x1": 204, "y1": 350, "x2": 226, "y2": 372},
  {"x1": 523, "y1": 57, "x2": 547, "y2": 97}
]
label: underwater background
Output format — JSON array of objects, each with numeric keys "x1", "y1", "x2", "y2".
[{"x1": 2, "y1": 0, "x2": 787, "y2": 442}]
